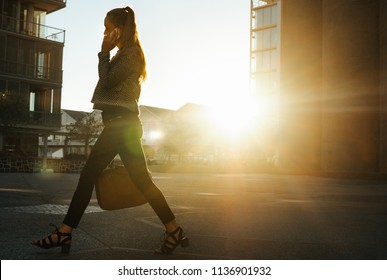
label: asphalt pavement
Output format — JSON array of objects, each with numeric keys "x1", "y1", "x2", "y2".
[{"x1": 0, "y1": 171, "x2": 387, "y2": 260}]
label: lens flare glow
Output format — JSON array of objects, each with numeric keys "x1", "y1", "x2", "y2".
[{"x1": 209, "y1": 95, "x2": 277, "y2": 143}]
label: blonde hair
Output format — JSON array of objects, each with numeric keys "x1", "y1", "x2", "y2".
[{"x1": 107, "y1": 6, "x2": 147, "y2": 80}]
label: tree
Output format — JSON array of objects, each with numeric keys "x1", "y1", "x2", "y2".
[{"x1": 65, "y1": 112, "x2": 103, "y2": 157}]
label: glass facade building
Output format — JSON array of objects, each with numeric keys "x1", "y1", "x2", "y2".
[
  {"x1": 0, "y1": 0, "x2": 65, "y2": 157},
  {"x1": 250, "y1": 0, "x2": 279, "y2": 97}
]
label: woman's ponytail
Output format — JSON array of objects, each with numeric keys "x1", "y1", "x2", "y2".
[{"x1": 107, "y1": 6, "x2": 147, "y2": 81}]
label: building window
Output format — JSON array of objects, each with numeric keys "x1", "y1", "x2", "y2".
[
  {"x1": 50, "y1": 89, "x2": 54, "y2": 113},
  {"x1": 29, "y1": 91, "x2": 35, "y2": 111},
  {"x1": 36, "y1": 51, "x2": 51, "y2": 79},
  {"x1": 250, "y1": 0, "x2": 280, "y2": 131},
  {"x1": 251, "y1": 1, "x2": 279, "y2": 95},
  {"x1": 252, "y1": 0, "x2": 278, "y2": 8}
]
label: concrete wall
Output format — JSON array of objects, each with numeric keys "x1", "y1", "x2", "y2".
[
  {"x1": 279, "y1": 0, "x2": 323, "y2": 171},
  {"x1": 278, "y1": 0, "x2": 385, "y2": 175},
  {"x1": 380, "y1": 0, "x2": 387, "y2": 173},
  {"x1": 321, "y1": 0, "x2": 380, "y2": 173}
]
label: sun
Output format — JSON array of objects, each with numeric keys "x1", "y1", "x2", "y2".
[
  {"x1": 208, "y1": 95, "x2": 277, "y2": 143},
  {"x1": 209, "y1": 101, "x2": 252, "y2": 140}
]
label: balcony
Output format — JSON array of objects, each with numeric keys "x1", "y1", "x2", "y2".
[
  {"x1": 0, "y1": 14, "x2": 65, "y2": 43},
  {"x1": 0, "y1": 60, "x2": 62, "y2": 84},
  {"x1": 20, "y1": 0, "x2": 67, "y2": 15},
  {"x1": 1, "y1": 91, "x2": 62, "y2": 130},
  {"x1": 26, "y1": 111, "x2": 62, "y2": 128},
  {"x1": 7, "y1": 111, "x2": 62, "y2": 129}
]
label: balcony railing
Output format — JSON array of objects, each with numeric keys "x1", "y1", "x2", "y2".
[
  {"x1": 0, "y1": 14, "x2": 65, "y2": 43},
  {"x1": 252, "y1": 0, "x2": 277, "y2": 8},
  {"x1": 0, "y1": 60, "x2": 62, "y2": 84},
  {"x1": 26, "y1": 111, "x2": 62, "y2": 128},
  {"x1": 0, "y1": 111, "x2": 61, "y2": 130}
]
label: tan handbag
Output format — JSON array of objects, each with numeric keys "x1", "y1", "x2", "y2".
[{"x1": 95, "y1": 165, "x2": 147, "y2": 210}]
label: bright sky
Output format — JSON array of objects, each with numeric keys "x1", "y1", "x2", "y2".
[{"x1": 47, "y1": 0, "x2": 251, "y2": 112}]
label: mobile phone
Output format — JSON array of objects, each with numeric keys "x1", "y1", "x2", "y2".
[{"x1": 108, "y1": 28, "x2": 121, "y2": 42}]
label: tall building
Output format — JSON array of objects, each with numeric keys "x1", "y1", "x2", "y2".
[
  {"x1": 250, "y1": 0, "x2": 387, "y2": 176},
  {"x1": 0, "y1": 0, "x2": 65, "y2": 157}
]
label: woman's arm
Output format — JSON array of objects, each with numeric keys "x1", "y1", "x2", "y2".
[{"x1": 97, "y1": 46, "x2": 142, "y2": 89}]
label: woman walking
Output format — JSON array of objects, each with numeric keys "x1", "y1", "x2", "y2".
[{"x1": 32, "y1": 6, "x2": 188, "y2": 255}]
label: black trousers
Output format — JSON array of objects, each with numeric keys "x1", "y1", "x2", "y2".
[{"x1": 63, "y1": 112, "x2": 175, "y2": 228}]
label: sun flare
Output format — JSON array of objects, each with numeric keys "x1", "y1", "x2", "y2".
[
  {"x1": 208, "y1": 95, "x2": 277, "y2": 142},
  {"x1": 210, "y1": 101, "x2": 253, "y2": 139}
]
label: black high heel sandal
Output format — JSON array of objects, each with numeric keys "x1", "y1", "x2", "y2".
[
  {"x1": 32, "y1": 224, "x2": 72, "y2": 254},
  {"x1": 154, "y1": 226, "x2": 189, "y2": 254}
]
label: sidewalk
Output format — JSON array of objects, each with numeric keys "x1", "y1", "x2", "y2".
[{"x1": 1, "y1": 171, "x2": 387, "y2": 260}]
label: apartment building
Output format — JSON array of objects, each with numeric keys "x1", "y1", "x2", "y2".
[
  {"x1": 251, "y1": 0, "x2": 387, "y2": 176},
  {"x1": 0, "y1": 0, "x2": 65, "y2": 157}
]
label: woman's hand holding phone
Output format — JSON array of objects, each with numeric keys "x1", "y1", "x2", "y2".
[
  {"x1": 102, "y1": 28, "x2": 121, "y2": 52},
  {"x1": 109, "y1": 28, "x2": 121, "y2": 42}
]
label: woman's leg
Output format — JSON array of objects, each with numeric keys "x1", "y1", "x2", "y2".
[
  {"x1": 32, "y1": 125, "x2": 119, "y2": 248},
  {"x1": 62, "y1": 125, "x2": 119, "y2": 229},
  {"x1": 117, "y1": 123, "x2": 175, "y2": 224},
  {"x1": 117, "y1": 122, "x2": 188, "y2": 253}
]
